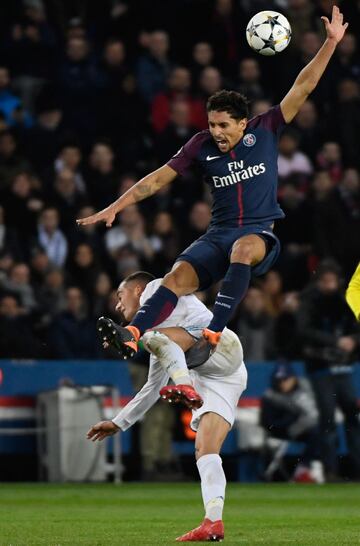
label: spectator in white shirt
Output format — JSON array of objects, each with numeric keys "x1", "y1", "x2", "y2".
[
  {"x1": 278, "y1": 128, "x2": 313, "y2": 185},
  {"x1": 105, "y1": 204, "x2": 155, "y2": 263},
  {"x1": 37, "y1": 207, "x2": 68, "y2": 267}
]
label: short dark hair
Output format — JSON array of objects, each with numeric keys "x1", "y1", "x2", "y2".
[
  {"x1": 122, "y1": 271, "x2": 155, "y2": 286},
  {"x1": 207, "y1": 90, "x2": 249, "y2": 120},
  {"x1": 315, "y1": 259, "x2": 342, "y2": 280}
]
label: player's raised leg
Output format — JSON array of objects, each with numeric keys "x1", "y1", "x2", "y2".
[
  {"x1": 186, "y1": 234, "x2": 266, "y2": 367},
  {"x1": 176, "y1": 412, "x2": 230, "y2": 542},
  {"x1": 209, "y1": 234, "x2": 266, "y2": 330}
]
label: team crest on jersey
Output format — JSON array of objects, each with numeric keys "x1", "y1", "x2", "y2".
[{"x1": 243, "y1": 133, "x2": 256, "y2": 147}]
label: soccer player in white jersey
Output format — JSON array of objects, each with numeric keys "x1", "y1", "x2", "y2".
[{"x1": 87, "y1": 271, "x2": 247, "y2": 542}]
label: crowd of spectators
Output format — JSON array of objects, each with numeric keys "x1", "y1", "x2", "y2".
[{"x1": 0, "y1": 0, "x2": 360, "y2": 360}]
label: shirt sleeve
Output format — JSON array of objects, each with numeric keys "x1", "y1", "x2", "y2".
[
  {"x1": 346, "y1": 262, "x2": 360, "y2": 321},
  {"x1": 248, "y1": 105, "x2": 286, "y2": 135},
  {"x1": 167, "y1": 131, "x2": 208, "y2": 176},
  {"x1": 112, "y1": 358, "x2": 169, "y2": 430}
]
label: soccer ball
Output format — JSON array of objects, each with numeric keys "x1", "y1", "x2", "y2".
[{"x1": 246, "y1": 11, "x2": 291, "y2": 56}]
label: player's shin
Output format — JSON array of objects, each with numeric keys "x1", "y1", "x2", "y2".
[
  {"x1": 131, "y1": 286, "x2": 178, "y2": 335},
  {"x1": 197, "y1": 454, "x2": 226, "y2": 522},
  {"x1": 142, "y1": 331, "x2": 192, "y2": 385},
  {"x1": 208, "y1": 263, "x2": 251, "y2": 332}
]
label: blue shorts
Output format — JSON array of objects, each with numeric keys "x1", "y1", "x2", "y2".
[{"x1": 177, "y1": 224, "x2": 281, "y2": 291}]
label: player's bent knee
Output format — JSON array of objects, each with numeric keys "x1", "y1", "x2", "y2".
[
  {"x1": 142, "y1": 330, "x2": 169, "y2": 354},
  {"x1": 195, "y1": 413, "x2": 231, "y2": 459},
  {"x1": 195, "y1": 435, "x2": 224, "y2": 460},
  {"x1": 231, "y1": 241, "x2": 254, "y2": 263},
  {"x1": 162, "y1": 262, "x2": 199, "y2": 295},
  {"x1": 231, "y1": 236, "x2": 266, "y2": 264}
]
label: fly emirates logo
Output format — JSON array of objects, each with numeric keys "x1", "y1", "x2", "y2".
[{"x1": 212, "y1": 160, "x2": 266, "y2": 188}]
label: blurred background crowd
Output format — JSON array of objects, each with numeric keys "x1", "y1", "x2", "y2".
[
  {"x1": 0, "y1": 0, "x2": 359, "y2": 360},
  {"x1": 0, "y1": 0, "x2": 360, "y2": 483}
]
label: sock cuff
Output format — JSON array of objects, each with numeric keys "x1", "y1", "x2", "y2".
[
  {"x1": 228, "y1": 262, "x2": 251, "y2": 274},
  {"x1": 157, "y1": 285, "x2": 178, "y2": 304},
  {"x1": 197, "y1": 453, "x2": 222, "y2": 471}
]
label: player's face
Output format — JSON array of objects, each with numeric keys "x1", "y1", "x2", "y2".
[
  {"x1": 115, "y1": 281, "x2": 141, "y2": 322},
  {"x1": 208, "y1": 111, "x2": 247, "y2": 153}
]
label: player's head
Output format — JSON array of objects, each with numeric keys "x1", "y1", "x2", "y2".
[
  {"x1": 207, "y1": 90, "x2": 249, "y2": 153},
  {"x1": 116, "y1": 271, "x2": 155, "y2": 322}
]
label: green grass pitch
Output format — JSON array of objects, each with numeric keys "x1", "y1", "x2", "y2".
[{"x1": 1, "y1": 483, "x2": 360, "y2": 545}]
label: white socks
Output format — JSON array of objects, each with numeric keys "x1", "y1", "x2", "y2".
[
  {"x1": 197, "y1": 454, "x2": 226, "y2": 522},
  {"x1": 142, "y1": 331, "x2": 192, "y2": 385}
]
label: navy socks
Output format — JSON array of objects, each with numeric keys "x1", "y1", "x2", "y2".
[
  {"x1": 208, "y1": 263, "x2": 251, "y2": 332},
  {"x1": 131, "y1": 263, "x2": 251, "y2": 335},
  {"x1": 131, "y1": 285, "x2": 178, "y2": 334}
]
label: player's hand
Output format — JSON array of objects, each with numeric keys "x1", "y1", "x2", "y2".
[
  {"x1": 76, "y1": 207, "x2": 116, "y2": 228},
  {"x1": 87, "y1": 420, "x2": 119, "y2": 441},
  {"x1": 321, "y1": 5, "x2": 348, "y2": 44}
]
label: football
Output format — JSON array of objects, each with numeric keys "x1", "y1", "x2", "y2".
[{"x1": 246, "y1": 11, "x2": 291, "y2": 56}]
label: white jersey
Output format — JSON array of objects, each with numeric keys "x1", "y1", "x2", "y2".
[{"x1": 112, "y1": 279, "x2": 247, "y2": 431}]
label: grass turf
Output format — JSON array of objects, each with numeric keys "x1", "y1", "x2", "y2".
[{"x1": 0, "y1": 483, "x2": 360, "y2": 545}]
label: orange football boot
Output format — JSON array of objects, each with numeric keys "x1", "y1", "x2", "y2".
[{"x1": 185, "y1": 328, "x2": 222, "y2": 369}]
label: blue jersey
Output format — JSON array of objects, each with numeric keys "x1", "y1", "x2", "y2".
[{"x1": 167, "y1": 105, "x2": 286, "y2": 228}]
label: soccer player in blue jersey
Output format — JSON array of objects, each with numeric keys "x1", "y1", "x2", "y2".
[{"x1": 77, "y1": 6, "x2": 348, "y2": 366}]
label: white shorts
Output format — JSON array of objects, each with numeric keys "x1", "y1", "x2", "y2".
[{"x1": 189, "y1": 329, "x2": 248, "y2": 431}]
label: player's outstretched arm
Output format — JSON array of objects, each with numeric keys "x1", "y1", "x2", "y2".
[
  {"x1": 280, "y1": 5, "x2": 348, "y2": 123},
  {"x1": 87, "y1": 420, "x2": 120, "y2": 442},
  {"x1": 76, "y1": 164, "x2": 177, "y2": 227}
]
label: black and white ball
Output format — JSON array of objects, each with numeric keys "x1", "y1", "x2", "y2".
[{"x1": 246, "y1": 11, "x2": 291, "y2": 56}]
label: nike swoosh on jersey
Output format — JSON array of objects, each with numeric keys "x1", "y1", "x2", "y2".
[
  {"x1": 218, "y1": 293, "x2": 235, "y2": 300},
  {"x1": 206, "y1": 155, "x2": 221, "y2": 161}
]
